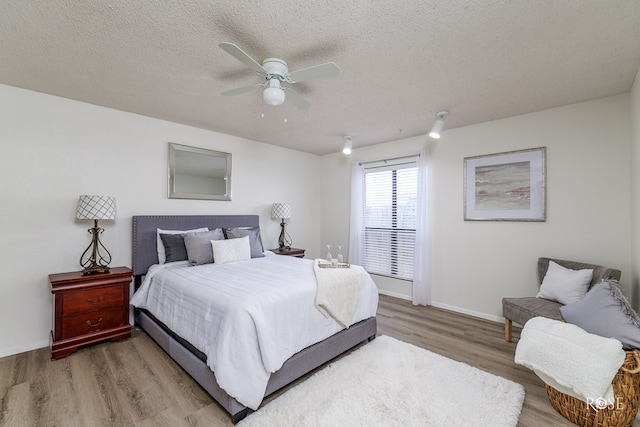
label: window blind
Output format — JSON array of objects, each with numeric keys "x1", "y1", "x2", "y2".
[{"x1": 362, "y1": 163, "x2": 417, "y2": 280}]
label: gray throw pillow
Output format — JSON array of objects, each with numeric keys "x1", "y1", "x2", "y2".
[
  {"x1": 159, "y1": 233, "x2": 188, "y2": 263},
  {"x1": 223, "y1": 226, "x2": 265, "y2": 258},
  {"x1": 183, "y1": 228, "x2": 225, "y2": 265},
  {"x1": 561, "y1": 280, "x2": 640, "y2": 349}
]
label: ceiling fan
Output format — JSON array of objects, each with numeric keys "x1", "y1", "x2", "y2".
[{"x1": 218, "y1": 42, "x2": 340, "y2": 109}]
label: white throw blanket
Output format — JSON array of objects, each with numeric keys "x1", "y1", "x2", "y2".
[
  {"x1": 313, "y1": 260, "x2": 365, "y2": 328},
  {"x1": 515, "y1": 317, "x2": 625, "y2": 405}
]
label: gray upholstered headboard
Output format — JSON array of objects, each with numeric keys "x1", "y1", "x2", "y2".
[{"x1": 132, "y1": 215, "x2": 259, "y2": 277}]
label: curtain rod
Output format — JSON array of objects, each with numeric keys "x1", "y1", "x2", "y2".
[{"x1": 358, "y1": 153, "x2": 420, "y2": 166}]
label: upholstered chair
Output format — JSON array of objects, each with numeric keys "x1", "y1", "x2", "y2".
[{"x1": 502, "y1": 257, "x2": 621, "y2": 342}]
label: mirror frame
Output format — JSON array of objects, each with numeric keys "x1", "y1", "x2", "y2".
[{"x1": 168, "y1": 143, "x2": 232, "y2": 201}]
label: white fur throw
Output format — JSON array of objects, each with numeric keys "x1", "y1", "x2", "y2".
[
  {"x1": 515, "y1": 317, "x2": 625, "y2": 405},
  {"x1": 313, "y1": 260, "x2": 365, "y2": 328}
]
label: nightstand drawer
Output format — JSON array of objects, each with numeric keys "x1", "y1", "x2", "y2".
[
  {"x1": 63, "y1": 286, "x2": 123, "y2": 315},
  {"x1": 60, "y1": 307, "x2": 125, "y2": 339}
]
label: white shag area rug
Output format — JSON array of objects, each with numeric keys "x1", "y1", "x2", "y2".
[{"x1": 240, "y1": 335, "x2": 524, "y2": 427}]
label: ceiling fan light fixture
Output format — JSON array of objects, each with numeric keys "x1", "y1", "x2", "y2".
[
  {"x1": 219, "y1": 43, "x2": 339, "y2": 110},
  {"x1": 429, "y1": 111, "x2": 449, "y2": 139},
  {"x1": 263, "y1": 79, "x2": 285, "y2": 106},
  {"x1": 343, "y1": 136, "x2": 352, "y2": 154}
]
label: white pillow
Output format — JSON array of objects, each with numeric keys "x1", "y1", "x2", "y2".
[
  {"x1": 211, "y1": 236, "x2": 251, "y2": 265},
  {"x1": 536, "y1": 260, "x2": 593, "y2": 305},
  {"x1": 156, "y1": 227, "x2": 208, "y2": 264}
]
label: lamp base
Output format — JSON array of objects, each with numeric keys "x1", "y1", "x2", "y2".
[
  {"x1": 278, "y1": 220, "x2": 292, "y2": 251},
  {"x1": 80, "y1": 222, "x2": 112, "y2": 275},
  {"x1": 82, "y1": 264, "x2": 111, "y2": 275}
]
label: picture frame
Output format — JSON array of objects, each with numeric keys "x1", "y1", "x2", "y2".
[{"x1": 464, "y1": 147, "x2": 546, "y2": 221}]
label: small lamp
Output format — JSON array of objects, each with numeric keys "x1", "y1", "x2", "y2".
[
  {"x1": 271, "y1": 203, "x2": 292, "y2": 249},
  {"x1": 76, "y1": 195, "x2": 116, "y2": 275}
]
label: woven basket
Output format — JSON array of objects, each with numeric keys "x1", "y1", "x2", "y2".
[{"x1": 545, "y1": 350, "x2": 640, "y2": 427}]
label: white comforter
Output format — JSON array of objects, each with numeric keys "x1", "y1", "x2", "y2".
[{"x1": 130, "y1": 252, "x2": 379, "y2": 409}]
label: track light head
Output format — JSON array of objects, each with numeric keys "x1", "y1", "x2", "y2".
[
  {"x1": 429, "y1": 111, "x2": 449, "y2": 139},
  {"x1": 342, "y1": 135, "x2": 352, "y2": 154}
]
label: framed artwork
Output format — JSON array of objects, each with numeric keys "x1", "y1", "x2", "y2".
[{"x1": 464, "y1": 147, "x2": 546, "y2": 221}]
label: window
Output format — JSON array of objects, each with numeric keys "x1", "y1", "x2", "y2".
[{"x1": 361, "y1": 163, "x2": 417, "y2": 280}]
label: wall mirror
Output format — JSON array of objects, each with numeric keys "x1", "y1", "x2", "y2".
[{"x1": 168, "y1": 143, "x2": 232, "y2": 201}]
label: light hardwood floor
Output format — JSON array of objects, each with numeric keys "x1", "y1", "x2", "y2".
[{"x1": 0, "y1": 295, "x2": 575, "y2": 426}]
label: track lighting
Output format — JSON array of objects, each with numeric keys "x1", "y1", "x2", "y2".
[
  {"x1": 429, "y1": 111, "x2": 449, "y2": 139},
  {"x1": 263, "y1": 78, "x2": 285, "y2": 106},
  {"x1": 343, "y1": 136, "x2": 352, "y2": 154}
]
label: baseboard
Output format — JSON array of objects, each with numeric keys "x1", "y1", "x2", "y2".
[
  {"x1": 0, "y1": 320, "x2": 137, "y2": 359},
  {"x1": 430, "y1": 301, "x2": 503, "y2": 324},
  {"x1": 0, "y1": 339, "x2": 49, "y2": 359},
  {"x1": 377, "y1": 290, "x2": 503, "y2": 324},
  {"x1": 377, "y1": 289, "x2": 411, "y2": 301}
]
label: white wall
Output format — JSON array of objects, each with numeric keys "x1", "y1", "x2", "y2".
[
  {"x1": 0, "y1": 84, "x2": 321, "y2": 357},
  {"x1": 1, "y1": 82, "x2": 635, "y2": 357},
  {"x1": 321, "y1": 94, "x2": 633, "y2": 321},
  {"x1": 631, "y1": 66, "x2": 640, "y2": 308}
]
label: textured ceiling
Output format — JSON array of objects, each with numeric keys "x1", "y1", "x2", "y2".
[{"x1": 1, "y1": 1, "x2": 639, "y2": 155}]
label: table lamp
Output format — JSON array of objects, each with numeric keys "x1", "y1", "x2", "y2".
[
  {"x1": 76, "y1": 195, "x2": 116, "y2": 274},
  {"x1": 271, "y1": 203, "x2": 292, "y2": 250}
]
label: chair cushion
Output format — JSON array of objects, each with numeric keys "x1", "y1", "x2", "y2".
[{"x1": 502, "y1": 297, "x2": 564, "y2": 327}]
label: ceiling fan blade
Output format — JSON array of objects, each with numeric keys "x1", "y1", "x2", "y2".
[
  {"x1": 282, "y1": 87, "x2": 310, "y2": 109},
  {"x1": 287, "y1": 62, "x2": 340, "y2": 83},
  {"x1": 220, "y1": 83, "x2": 262, "y2": 96},
  {"x1": 219, "y1": 42, "x2": 267, "y2": 75}
]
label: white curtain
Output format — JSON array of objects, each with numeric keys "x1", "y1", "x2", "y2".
[
  {"x1": 412, "y1": 150, "x2": 431, "y2": 306},
  {"x1": 348, "y1": 162, "x2": 364, "y2": 265}
]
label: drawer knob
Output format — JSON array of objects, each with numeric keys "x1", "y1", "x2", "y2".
[
  {"x1": 87, "y1": 295, "x2": 104, "y2": 305},
  {"x1": 86, "y1": 318, "x2": 103, "y2": 328}
]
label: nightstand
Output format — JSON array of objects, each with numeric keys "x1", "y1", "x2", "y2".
[
  {"x1": 270, "y1": 247, "x2": 306, "y2": 258},
  {"x1": 49, "y1": 266, "x2": 132, "y2": 360}
]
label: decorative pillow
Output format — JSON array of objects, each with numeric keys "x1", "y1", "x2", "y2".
[
  {"x1": 157, "y1": 227, "x2": 208, "y2": 264},
  {"x1": 561, "y1": 281, "x2": 640, "y2": 350},
  {"x1": 211, "y1": 236, "x2": 251, "y2": 265},
  {"x1": 536, "y1": 260, "x2": 593, "y2": 305},
  {"x1": 160, "y1": 233, "x2": 189, "y2": 263},
  {"x1": 183, "y1": 229, "x2": 225, "y2": 265},
  {"x1": 223, "y1": 226, "x2": 265, "y2": 258}
]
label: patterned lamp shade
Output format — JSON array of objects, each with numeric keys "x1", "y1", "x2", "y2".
[
  {"x1": 271, "y1": 203, "x2": 291, "y2": 220},
  {"x1": 76, "y1": 195, "x2": 117, "y2": 220}
]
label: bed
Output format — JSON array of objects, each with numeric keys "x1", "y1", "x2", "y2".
[{"x1": 130, "y1": 215, "x2": 378, "y2": 423}]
